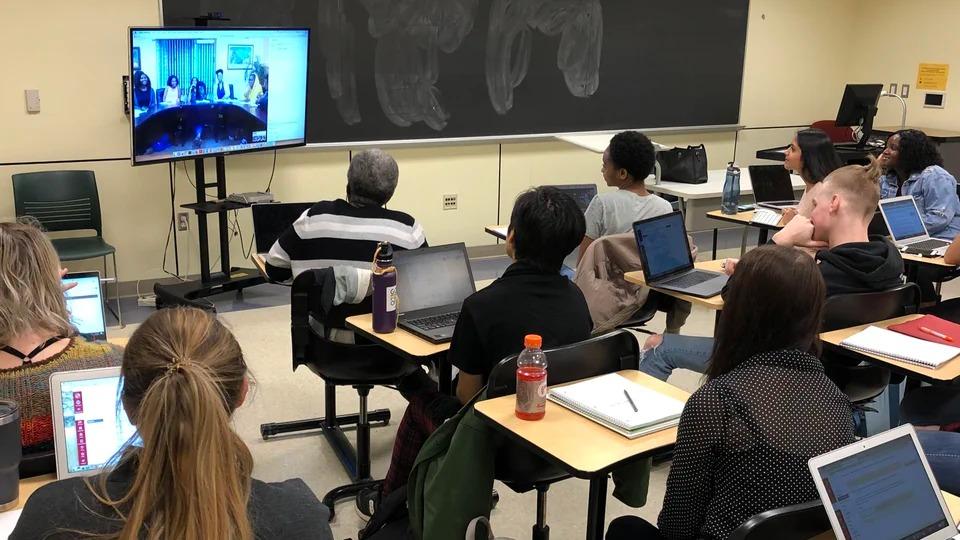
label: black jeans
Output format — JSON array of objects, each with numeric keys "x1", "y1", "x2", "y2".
[{"x1": 605, "y1": 516, "x2": 664, "y2": 540}]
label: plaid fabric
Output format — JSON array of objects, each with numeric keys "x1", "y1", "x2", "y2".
[{"x1": 382, "y1": 394, "x2": 441, "y2": 495}]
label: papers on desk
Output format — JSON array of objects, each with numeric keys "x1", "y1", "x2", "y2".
[
  {"x1": 840, "y1": 326, "x2": 960, "y2": 369},
  {"x1": 0, "y1": 508, "x2": 22, "y2": 537},
  {"x1": 547, "y1": 373, "x2": 684, "y2": 439}
]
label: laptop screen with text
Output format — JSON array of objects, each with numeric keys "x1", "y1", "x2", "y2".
[
  {"x1": 57, "y1": 374, "x2": 137, "y2": 475},
  {"x1": 882, "y1": 198, "x2": 927, "y2": 241},
  {"x1": 394, "y1": 245, "x2": 475, "y2": 314},
  {"x1": 633, "y1": 212, "x2": 692, "y2": 282},
  {"x1": 64, "y1": 273, "x2": 107, "y2": 341},
  {"x1": 816, "y1": 433, "x2": 948, "y2": 540}
]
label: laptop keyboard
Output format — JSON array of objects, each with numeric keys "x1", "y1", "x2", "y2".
[
  {"x1": 661, "y1": 271, "x2": 715, "y2": 289},
  {"x1": 407, "y1": 312, "x2": 459, "y2": 331},
  {"x1": 909, "y1": 239, "x2": 950, "y2": 251}
]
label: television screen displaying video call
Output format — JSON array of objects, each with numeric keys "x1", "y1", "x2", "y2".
[{"x1": 129, "y1": 28, "x2": 309, "y2": 166}]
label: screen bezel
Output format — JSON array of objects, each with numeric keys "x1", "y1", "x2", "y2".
[
  {"x1": 128, "y1": 26, "x2": 311, "y2": 167},
  {"x1": 633, "y1": 211, "x2": 695, "y2": 283},
  {"x1": 64, "y1": 270, "x2": 107, "y2": 342},
  {"x1": 879, "y1": 196, "x2": 930, "y2": 242},
  {"x1": 808, "y1": 424, "x2": 958, "y2": 540}
]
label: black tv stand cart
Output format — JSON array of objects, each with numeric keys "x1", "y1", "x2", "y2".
[{"x1": 154, "y1": 156, "x2": 264, "y2": 311}]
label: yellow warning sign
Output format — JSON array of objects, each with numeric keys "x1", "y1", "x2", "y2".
[{"x1": 917, "y1": 63, "x2": 949, "y2": 91}]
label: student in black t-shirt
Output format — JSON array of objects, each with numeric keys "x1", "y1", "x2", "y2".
[{"x1": 374, "y1": 187, "x2": 593, "y2": 507}]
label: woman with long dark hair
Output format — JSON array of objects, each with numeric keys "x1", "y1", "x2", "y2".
[
  {"x1": 880, "y1": 129, "x2": 960, "y2": 240},
  {"x1": 781, "y1": 127, "x2": 845, "y2": 222},
  {"x1": 131, "y1": 70, "x2": 153, "y2": 109},
  {"x1": 606, "y1": 246, "x2": 856, "y2": 540}
]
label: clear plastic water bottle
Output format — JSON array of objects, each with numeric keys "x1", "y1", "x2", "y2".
[
  {"x1": 721, "y1": 162, "x2": 741, "y2": 215},
  {"x1": 516, "y1": 335, "x2": 548, "y2": 421},
  {"x1": 371, "y1": 242, "x2": 398, "y2": 333}
]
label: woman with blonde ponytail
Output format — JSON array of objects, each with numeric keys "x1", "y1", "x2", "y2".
[{"x1": 12, "y1": 308, "x2": 333, "y2": 540}]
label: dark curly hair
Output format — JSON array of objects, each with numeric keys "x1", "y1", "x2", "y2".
[
  {"x1": 608, "y1": 131, "x2": 656, "y2": 182},
  {"x1": 893, "y1": 129, "x2": 944, "y2": 176}
]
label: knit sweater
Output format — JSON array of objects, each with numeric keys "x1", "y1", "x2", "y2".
[{"x1": 0, "y1": 338, "x2": 123, "y2": 451}]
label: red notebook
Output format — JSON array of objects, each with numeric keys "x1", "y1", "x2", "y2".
[{"x1": 888, "y1": 315, "x2": 960, "y2": 345}]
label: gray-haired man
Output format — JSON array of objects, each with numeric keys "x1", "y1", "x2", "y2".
[{"x1": 264, "y1": 149, "x2": 427, "y2": 282}]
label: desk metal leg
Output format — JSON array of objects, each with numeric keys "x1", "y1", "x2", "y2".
[
  {"x1": 585, "y1": 475, "x2": 608, "y2": 540},
  {"x1": 758, "y1": 228, "x2": 769, "y2": 245}
]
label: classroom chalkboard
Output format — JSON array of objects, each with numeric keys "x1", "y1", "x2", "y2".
[{"x1": 162, "y1": 1, "x2": 749, "y2": 145}]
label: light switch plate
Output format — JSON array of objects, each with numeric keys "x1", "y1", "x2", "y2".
[
  {"x1": 901, "y1": 84, "x2": 910, "y2": 98},
  {"x1": 889, "y1": 83, "x2": 898, "y2": 94},
  {"x1": 24, "y1": 89, "x2": 40, "y2": 113}
]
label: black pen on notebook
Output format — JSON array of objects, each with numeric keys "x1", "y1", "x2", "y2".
[{"x1": 623, "y1": 389, "x2": 638, "y2": 412}]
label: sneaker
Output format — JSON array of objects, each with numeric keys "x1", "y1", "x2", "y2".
[{"x1": 355, "y1": 486, "x2": 380, "y2": 523}]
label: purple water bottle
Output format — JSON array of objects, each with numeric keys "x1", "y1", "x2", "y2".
[{"x1": 372, "y1": 242, "x2": 398, "y2": 333}]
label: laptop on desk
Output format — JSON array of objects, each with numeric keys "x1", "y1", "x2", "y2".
[
  {"x1": 394, "y1": 243, "x2": 476, "y2": 343},
  {"x1": 879, "y1": 196, "x2": 952, "y2": 252},
  {"x1": 809, "y1": 424, "x2": 960, "y2": 540},
  {"x1": 548, "y1": 184, "x2": 598, "y2": 213},
  {"x1": 749, "y1": 165, "x2": 800, "y2": 210},
  {"x1": 633, "y1": 211, "x2": 728, "y2": 298}
]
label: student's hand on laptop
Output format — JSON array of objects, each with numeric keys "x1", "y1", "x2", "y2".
[
  {"x1": 780, "y1": 207, "x2": 798, "y2": 225},
  {"x1": 721, "y1": 258, "x2": 739, "y2": 276},
  {"x1": 60, "y1": 268, "x2": 78, "y2": 292}
]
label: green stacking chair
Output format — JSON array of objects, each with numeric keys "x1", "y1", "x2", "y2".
[{"x1": 12, "y1": 170, "x2": 122, "y2": 327}]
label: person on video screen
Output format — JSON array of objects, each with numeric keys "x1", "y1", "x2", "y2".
[
  {"x1": 162, "y1": 75, "x2": 180, "y2": 106},
  {"x1": 132, "y1": 71, "x2": 153, "y2": 109},
  {"x1": 243, "y1": 72, "x2": 263, "y2": 103},
  {"x1": 214, "y1": 69, "x2": 226, "y2": 100}
]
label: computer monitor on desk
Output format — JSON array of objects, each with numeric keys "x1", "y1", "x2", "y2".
[{"x1": 835, "y1": 84, "x2": 884, "y2": 149}]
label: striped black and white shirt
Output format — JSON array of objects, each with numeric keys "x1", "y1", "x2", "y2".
[{"x1": 264, "y1": 199, "x2": 427, "y2": 282}]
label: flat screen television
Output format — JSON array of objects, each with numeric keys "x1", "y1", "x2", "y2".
[{"x1": 129, "y1": 27, "x2": 309, "y2": 166}]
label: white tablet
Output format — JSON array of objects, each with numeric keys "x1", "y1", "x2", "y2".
[
  {"x1": 63, "y1": 271, "x2": 107, "y2": 342},
  {"x1": 809, "y1": 424, "x2": 960, "y2": 540},
  {"x1": 49, "y1": 367, "x2": 137, "y2": 479}
]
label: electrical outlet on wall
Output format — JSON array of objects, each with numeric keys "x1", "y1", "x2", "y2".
[
  {"x1": 177, "y1": 212, "x2": 190, "y2": 231},
  {"x1": 889, "y1": 83, "x2": 898, "y2": 94},
  {"x1": 442, "y1": 194, "x2": 458, "y2": 210},
  {"x1": 901, "y1": 84, "x2": 910, "y2": 98}
]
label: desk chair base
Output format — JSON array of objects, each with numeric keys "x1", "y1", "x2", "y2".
[{"x1": 258, "y1": 384, "x2": 391, "y2": 520}]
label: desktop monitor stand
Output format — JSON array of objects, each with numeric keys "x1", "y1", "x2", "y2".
[{"x1": 154, "y1": 156, "x2": 264, "y2": 310}]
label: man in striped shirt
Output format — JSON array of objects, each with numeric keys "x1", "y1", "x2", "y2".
[{"x1": 264, "y1": 149, "x2": 427, "y2": 282}]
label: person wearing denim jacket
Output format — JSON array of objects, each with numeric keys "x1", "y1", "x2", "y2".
[{"x1": 879, "y1": 129, "x2": 960, "y2": 240}]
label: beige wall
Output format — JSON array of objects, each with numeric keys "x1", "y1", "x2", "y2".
[
  {"x1": 2, "y1": 0, "x2": 867, "y2": 286},
  {"x1": 851, "y1": 0, "x2": 960, "y2": 130}
]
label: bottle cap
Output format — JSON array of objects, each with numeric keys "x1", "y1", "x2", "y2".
[
  {"x1": 524, "y1": 334, "x2": 542, "y2": 348},
  {"x1": 375, "y1": 242, "x2": 393, "y2": 264}
]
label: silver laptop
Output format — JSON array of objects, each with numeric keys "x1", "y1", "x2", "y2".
[
  {"x1": 49, "y1": 367, "x2": 138, "y2": 479},
  {"x1": 632, "y1": 211, "x2": 728, "y2": 298},
  {"x1": 394, "y1": 243, "x2": 476, "y2": 343},
  {"x1": 810, "y1": 424, "x2": 960, "y2": 540},
  {"x1": 748, "y1": 165, "x2": 800, "y2": 210},
  {"x1": 63, "y1": 271, "x2": 108, "y2": 342},
  {"x1": 879, "y1": 196, "x2": 952, "y2": 251}
]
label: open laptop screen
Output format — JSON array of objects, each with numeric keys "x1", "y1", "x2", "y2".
[
  {"x1": 882, "y1": 198, "x2": 928, "y2": 241},
  {"x1": 551, "y1": 184, "x2": 598, "y2": 213},
  {"x1": 55, "y1": 372, "x2": 137, "y2": 476},
  {"x1": 748, "y1": 165, "x2": 796, "y2": 203},
  {"x1": 63, "y1": 272, "x2": 107, "y2": 341},
  {"x1": 394, "y1": 244, "x2": 475, "y2": 314},
  {"x1": 633, "y1": 212, "x2": 692, "y2": 282},
  {"x1": 816, "y1": 433, "x2": 948, "y2": 540}
]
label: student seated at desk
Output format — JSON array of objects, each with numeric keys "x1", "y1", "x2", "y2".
[
  {"x1": 638, "y1": 158, "x2": 903, "y2": 381},
  {"x1": 605, "y1": 245, "x2": 857, "y2": 540},
  {"x1": 780, "y1": 127, "x2": 845, "y2": 224},
  {"x1": 12, "y1": 308, "x2": 333, "y2": 540},
  {"x1": 578, "y1": 130, "x2": 673, "y2": 262},
  {"x1": 0, "y1": 220, "x2": 122, "y2": 453},
  {"x1": 375, "y1": 187, "x2": 593, "y2": 506},
  {"x1": 880, "y1": 129, "x2": 960, "y2": 240},
  {"x1": 263, "y1": 148, "x2": 427, "y2": 282}
]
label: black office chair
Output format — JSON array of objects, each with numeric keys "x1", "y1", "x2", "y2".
[
  {"x1": 728, "y1": 500, "x2": 830, "y2": 540},
  {"x1": 822, "y1": 283, "x2": 921, "y2": 433},
  {"x1": 485, "y1": 330, "x2": 642, "y2": 540},
  {"x1": 258, "y1": 268, "x2": 421, "y2": 520}
]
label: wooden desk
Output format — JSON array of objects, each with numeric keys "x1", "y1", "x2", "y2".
[
  {"x1": 485, "y1": 225, "x2": 507, "y2": 241},
  {"x1": 250, "y1": 253, "x2": 268, "y2": 277},
  {"x1": 901, "y1": 252, "x2": 957, "y2": 268},
  {"x1": 474, "y1": 370, "x2": 690, "y2": 540},
  {"x1": 13, "y1": 474, "x2": 55, "y2": 511},
  {"x1": 820, "y1": 314, "x2": 960, "y2": 383},
  {"x1": 345, "y1": 314, "x2": 453, "y2": 393},
  {"x1": 705, "y1": 209, "x2": 786, "y2": 257},
  {"x1": 624, "y1": 259, "x2": 726, "y2": 311}
]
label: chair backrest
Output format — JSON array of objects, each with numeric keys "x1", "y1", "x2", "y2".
[
  {"x1": 11, "y1": 170, "x2": 103, "y2": 235},
  {"x1": 810, "y1": 120, "x2": 856, "y2": 143},
  {"x1": 822, "y1": 282, "x2": 921, "y2": 332},
  {"x1": 486, "y1": 329, "x2": 641, "y2": 398},
  {"x1": 290, "y1": 268, "x2": 374, "y2": 371},
  {"x1": 729, "y1": 500, "x2": 830, "y2": 540},
  {"x1": 156, "y1": 87, "x2": 164, "y2": 102},
  {"x1": 485, "y1": 329, "x2": 641, "y2": 488}
]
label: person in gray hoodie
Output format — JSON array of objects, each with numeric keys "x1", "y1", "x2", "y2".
[{"x1": 638, "y1": 157, "x2": 903, "y2": 382}]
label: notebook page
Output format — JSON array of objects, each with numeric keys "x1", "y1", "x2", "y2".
[
  {"x1": 841, "y1": 326, "x2": 960, "y2": 367},
  {"x1": 548, "y1": 373, "x2": 684, "y2": 431}
]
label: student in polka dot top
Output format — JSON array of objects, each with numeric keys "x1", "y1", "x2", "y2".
[{"x1": 607, "y1": 245, "x2": 857, "y2": 540}]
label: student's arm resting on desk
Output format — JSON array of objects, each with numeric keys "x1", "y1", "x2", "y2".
[
  {"x1": 447, "y1": 307, "x2": 486, "y2": 405},
  {"x1": 945, "y1": 236, "x2": 960, "y2": 266},
  {"x1": 916, "y1": 168, "x2": 960, "y2": 237},
  {"x1": 657, "y1": 385, "x2": 723, "y2": 539}
]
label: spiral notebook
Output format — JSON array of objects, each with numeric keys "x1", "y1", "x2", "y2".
[
  {"x1": 547, "y1": 373, "x2": 685, "y2": 439},
  {"x1": 839, "y1": 325, "x2": 960, "y2": 369}
]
